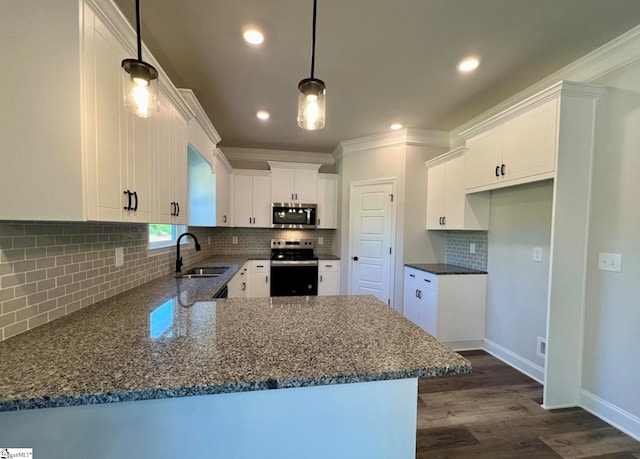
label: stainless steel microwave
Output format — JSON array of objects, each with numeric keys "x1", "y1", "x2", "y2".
[{"x1": 272, "y1": 203, "x2": 317, "y2": 229}]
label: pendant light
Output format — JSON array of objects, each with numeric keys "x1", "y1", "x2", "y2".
[
  {"x1": 297, "y1": 0, "x2": 326, "y2": 130},
  {"x1": 121, "y1": 0, "x2": 159, "y2": 118}
]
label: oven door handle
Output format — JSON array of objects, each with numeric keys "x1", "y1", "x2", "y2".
[{"x1": 271, "y1": 260, "x2": 318, "y2": 266}]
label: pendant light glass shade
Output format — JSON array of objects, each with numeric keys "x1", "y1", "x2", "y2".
[
  {"x1": 297, "y1": 78, "x2": 326, "y2": 130},
  {"x1": 121, "y1": 0, "x2": 159, "y2": 118},
  {"x1": 122, "y1": 59, "x2": 159, "y2": 118},
  {"x1": 298, "y1": 0, "x2": 326, "y2": 130}
]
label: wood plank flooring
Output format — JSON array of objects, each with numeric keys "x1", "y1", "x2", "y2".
[{"x1": 416, "y1": 351, "x2": 640, "y2": 458}]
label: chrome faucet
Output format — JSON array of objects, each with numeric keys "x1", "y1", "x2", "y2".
[{"x1": 175, "y1": 232, "x2": 201, "y2": 273}]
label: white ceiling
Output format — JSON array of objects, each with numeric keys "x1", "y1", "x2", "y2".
[{"x1": 113, "y1": 0, "x2": 640, "y2": 153}]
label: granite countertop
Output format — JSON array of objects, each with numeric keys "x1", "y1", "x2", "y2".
[
  {"x1": 406, "y1": 263, "x2": 488, "y2": 275},
  {"x1": 0, "y1": 257, "x2": 470, "y2": 412},
  {"x1": 317, "y1": 254, "x2": 340, "y2": 260}
]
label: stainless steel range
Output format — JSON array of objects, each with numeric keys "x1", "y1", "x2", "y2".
[{"x1": 270, "y1": 239, "x2": 318, "y2": 296}]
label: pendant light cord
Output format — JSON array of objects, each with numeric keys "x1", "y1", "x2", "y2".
[
  {"x1": 135, "y1": 0, "x2": 142, "y2": 61},
  {"x1": 310, "y1": 0, "x2": 317, "y2": 78}
]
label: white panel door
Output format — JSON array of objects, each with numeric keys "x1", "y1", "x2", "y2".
[
  {"x1": 464, "y1": 126, "x2": 502, "y2": 190},
  {"x1": 293, "y1": 169, "x2": 318, "y2": 203},
  {"x1": 350, "y1": 182, "x2": 394, "y2": 304},
  {"x1": 270, "y1": 168, "x2": 295, "y2": 202}
]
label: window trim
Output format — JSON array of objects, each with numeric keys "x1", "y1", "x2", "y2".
[{"x1": 148, "y1": 224, "x2": 187, "y2": 250}]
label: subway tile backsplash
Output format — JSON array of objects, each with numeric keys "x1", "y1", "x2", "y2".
[
  {"x1": 445, "y1": 231, "x2": 488, "y2": 271},
  {"x1": 0, "y1": 221, "x2": 335, "y2": 341}
]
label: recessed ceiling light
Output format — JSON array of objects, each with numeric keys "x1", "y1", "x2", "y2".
[
  {"x1": 457, "y1": 56, "x2": 480, "y2": 73},
  {"x1": 390, "y1": 123, "x2": 402, "y2": 130},
  {"x1": 243, "y1": 28, "x2": 264, "y2": 45},
  {"x1": 256, "y1": 110, "x2": 270, "y2": 120}
]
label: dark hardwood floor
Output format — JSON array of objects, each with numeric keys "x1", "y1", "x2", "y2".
[{"x1": 416, "y1": 351, "x2": 640, "y2": 458}]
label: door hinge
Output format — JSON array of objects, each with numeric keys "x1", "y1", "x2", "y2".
[{"x1": 390, "y1": 194, "x2": 394, "y2": 202}]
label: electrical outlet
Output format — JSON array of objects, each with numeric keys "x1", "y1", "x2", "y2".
[
  {"x1": 533, "y1": 247, "x2": 543, "y2": 262},
  {"x1": 115, "y1": 247, "x2": 124, "y2": 267},
  {"x1": 470, "y1": 243, "x2": 475, "y2": 254},
  {"x1": 536, "y1": 336, "x2": 547, "y2": 358},
  {"x1": 318, "y1": 237, "x2": 324, "y2": 245},
  {"x1": 208, "y1": 237, "x2": 211, "y2": 245},
  {"x1": 232, "y1": 236, "x2": 238, "y2": 245},
  {"x1": 598, "y1": 252, "x2": 622, "y2": 272}
]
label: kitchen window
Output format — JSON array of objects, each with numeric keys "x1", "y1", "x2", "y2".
[{"x1": 148, "y1": 224, "x2": 187, "y2": 250}]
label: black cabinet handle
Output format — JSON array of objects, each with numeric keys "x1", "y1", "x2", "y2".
[
  {"x1": 223, "y1": 215, "x2": 227, "y2": 223},
  {"x1": 409, "y1": 274, "x2": 415, "y2": 278},
  {"x1": 352, "y1": 256, "x2": 359, "y2": 261},
  {"x1": 501, "y1": 164, "x2": 506, "y2": 176},
  {"x1": 424, "y1": 279, "x2": 431, "y2": 283},
  {"x1": 320, "y1": 275, "x2": 323, "y2": 282},
  {"x1": 295, "y1": 193, "x2": 298, "y2": 200},
  {"x1": 415, "y1": 289, "x2": 418, "y2": 298},
  {"x1": 265, "y1": 275, "x2": 268, "y2": 283},
  {"x1": 242, "y1": 282, "x2": 246, "y2": 291},
  {"x1": 176, "y1": 202, "x2": 180, "y2": 216},
  {"x1": 318, "y1": 218, "x2": 321, "y2": 225},
  {"x1": 123, "y1": 190, "x2": 131, "y2": 210},
  {"x1": 325, "y1": 264, "x2": 332, "y2": 268},
  {"x1": 443, "y1": 216, "x2": 446, "y2": 225},
  {"x1": 495, "y1": 165, "x2": 500, "y2": 177},
  {"x1": 257, "y1": 265, "x2": 264, "y2": 268},
  {"x1": 170, "y1": 202, "x2": 176, "y2": 216},
  {"x1": 418, "y1": 290, "x2": 422, "y2": 299},
  {"x1": 291, "y1": 193, "x2": 294, "y2": 200},
  {"x1": 133, "y1": 191, "x2": 138, "y2": 211},
  {"x1": 249, "y1": 217, "x2": 252, "y2": 224}
]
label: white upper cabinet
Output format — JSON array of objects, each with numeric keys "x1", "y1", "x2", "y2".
[
  {"x1": 463, "y1": 93, "x2": 559, "y2": 193},
  {"x1": 214, "y1": 151, "x2": 233, "y2": 226},
  {"x1": 317, "y1": 174, "x2": 338, "y2": 229},
  {"x1": 268, "y1": 162, "x2": 321, "y2": 203},
  {"x1": 0, "y1": 0, "x2": 191, "y2": 223},
  {"x1": 233, "y1": 171, "x2": 271, "y2": 227},
  {"x1": 425, "y1": 148, "x2": 489, "y2": 230}
]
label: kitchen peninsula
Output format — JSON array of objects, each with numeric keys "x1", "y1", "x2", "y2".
[{"x1": 0, "y1": 258, "x2": 469, "y2": 459}]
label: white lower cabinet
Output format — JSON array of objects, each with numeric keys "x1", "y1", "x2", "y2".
[
  {"x1": 228, "y1": 263, "x2": 250, "y2": 298},
  {"x1": 403, "y1": 267, "x2": 487, "y2": 348},
  {"x1": 318, "y1": 260, "x2": 340, "y2": 296},
  {"x1": 250, "y1": 260, "x2": 270, "y2": 298}
]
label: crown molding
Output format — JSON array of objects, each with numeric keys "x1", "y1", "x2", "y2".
[
  {"x1": 87, "y1": 0, "x2": 192, "y2": 120},
  {"x1": 335, "y1": 128, "x2": 450, "y2": 158},
  {"x1": 214, "y1": 149, "x2": 233, "y2": 173},
  {"x1": 452, "y1": 23, "x2": 640, "y2": 139},
  {"x1": 222, "y1": 147, "x2": 334, "y2": 166},
  {"x1": 178, "y1": 89, "x2": 221, "y2": 145},
  {"x1": 231, "y1": 169, "x2": 271, "y2": 177},
  {"x1": 424, "y1": 146, "x2": 468, "y2": 168},
  {"x1": 459, "y1": 81, "x2": 603, "y2": 139}
]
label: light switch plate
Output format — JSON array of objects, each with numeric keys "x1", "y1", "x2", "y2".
[
  {"x1": 598, "y1": 252, "x2": 622, "y2": 272},
  {"x1": 232, "y1": 236, "x2": 238, "y2": 245},
  {"x1": 115, "y1": 247, "x2": 124, "y2": 267},
  {"x1": 470, "y1": 243, "x2": 476, "y2": 254},
  {"x1": 318, "y1": 237, "x2": 324, "y2": 245},
  {"x1": 533, "y1": 247, "x2": 543, "y2": 262}
]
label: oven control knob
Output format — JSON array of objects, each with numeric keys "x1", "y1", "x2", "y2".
[{"x1": 352, "y1": 256, "x2": 359, "y2": 261}]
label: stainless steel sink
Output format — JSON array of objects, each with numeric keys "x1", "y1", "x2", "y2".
[{"x1": 178, "y1": 266, "x2": 230, "y2": 278}]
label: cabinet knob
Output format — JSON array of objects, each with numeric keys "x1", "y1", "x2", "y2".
[{"x1": 352, "y1": 256, "x2": 359, "y2": 261}]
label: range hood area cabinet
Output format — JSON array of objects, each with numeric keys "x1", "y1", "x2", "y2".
[
  {"x1": 425, "y1": 148, "x2": 490, "y2": 231},
  {"x1": 0, "y1": 0, "x2": 191, "y2": 223},
  {"x1": 267, "y1": 162, "x2": 321, "y2": 203}
]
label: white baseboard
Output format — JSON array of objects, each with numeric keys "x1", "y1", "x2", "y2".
[
  {"x1": 580, "y1": 390, "x2": 640, "y2": 441},
  {"x1": 483, "y1": 338, "x2": 545, "y2": 384},
  {"x1": 445, "y1": 340, "x2": 484, "y2": 351}
]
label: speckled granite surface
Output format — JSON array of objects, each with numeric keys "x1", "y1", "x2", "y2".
[
  {"x1": 318, "y1": 255, "x2": 341, "y2": 260},
  {"x1": 405, "y1": 263, "x2": 488, "y2": 275},
  {"x1": 0, "y1": 257, "x2": 470, "y2": 412}
]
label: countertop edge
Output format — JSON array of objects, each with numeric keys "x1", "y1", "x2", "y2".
[
  {"x1": 0, "y1": 364, "x2": 471, "y2": 412},
  {"x1": 405, "y1": 263, "x2": 488, "y2": 275}
]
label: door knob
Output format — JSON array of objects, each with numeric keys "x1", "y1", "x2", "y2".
[{"x1": 352, "y1": 256, "x2": 359, "y2": 261}]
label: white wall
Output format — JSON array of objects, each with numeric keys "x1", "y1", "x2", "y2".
[
  {"x1": 581, "y1": 58, "x2": 640, "y2": 420},
  {"x1": 485, "y1": 181, "x2": 553, "y2": 373}
]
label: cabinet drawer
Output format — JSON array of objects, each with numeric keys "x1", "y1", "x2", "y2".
[
  {"x1": 418, "y1": 271, "x2": 438, "y2": 289},
  {"x1": 318, "y1": 261, "x2": 338, "y2": 272},
  {"x1": 251, "y1": 260, "x2": 270, "y2": 273}
]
